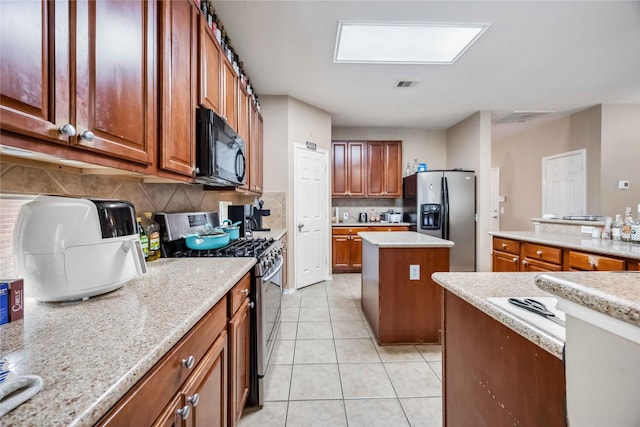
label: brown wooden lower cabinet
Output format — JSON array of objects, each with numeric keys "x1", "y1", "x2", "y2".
[
  {"x1": 492, "y1": 236, "x2": 637, "y2": 272},
  {"x1": 443, "y1": 291, "x2": 566, "y2": 426},
  {"x1": 99, "y1": 272, "x2": 253, "y2": 427},
  {"x1": 332, "y1": 226, "x2": 409, "y2": 273}
]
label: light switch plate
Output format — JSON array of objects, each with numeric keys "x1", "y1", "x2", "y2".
[{"x1": 410, "y1": 265, "x2": 420, "y2": 280}]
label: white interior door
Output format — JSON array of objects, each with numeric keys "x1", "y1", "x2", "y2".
[
  {"x1": 294, "y1": 144, "x2": 329, "y2": 289},
  {"x1": 490, "y1": 167, "x2": 500, "y2": 231},
  {"x1": 542, "y1": 149, "x2": 586, "y2": 217}
]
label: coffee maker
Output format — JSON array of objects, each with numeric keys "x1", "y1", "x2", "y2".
[
  {"x1": 228, "y1": 204, "x2": 254, "y2": 237},
  {"x1": 251, "y1": 199, "x2": 271, "y2": 232}
]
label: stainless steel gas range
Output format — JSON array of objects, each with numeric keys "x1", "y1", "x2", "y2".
[{"x1": 155, "y1": 211, "x2": 282, "y2": 407}]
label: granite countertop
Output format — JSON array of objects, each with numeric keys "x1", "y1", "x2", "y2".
[
  {"x1": 0, "y1": 257, "x2": 255, "y2": 426},
  {"x1": 332, "y1": 222, "x2": 411, "y2": 227},
  {"x1": 536, "y1": 272, "x2": 640, "y2": 327},
  {"x1": 252, "y1": 228, "x2": 286, "y2": 240},
  {"x1": 490, "y1": 230, "x2": 640, "y2": 260},
  {"x1": 431, "y1": 272, "x2": 564, "y2": 359},
  {"x1": 531, "y1": 217, "x2": 605, "y2": 226},
  {"x1": 359, "y1": 231, "x2": 454, "y2": 248}
]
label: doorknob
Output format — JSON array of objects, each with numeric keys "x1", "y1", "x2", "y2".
[{"x1": 297, "y1": 223, "x2": 304, "y2": 231}]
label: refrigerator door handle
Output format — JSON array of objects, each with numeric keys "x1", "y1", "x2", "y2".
[{"x1": 443, "y1": 176, "x2": 450, "y2": 240}]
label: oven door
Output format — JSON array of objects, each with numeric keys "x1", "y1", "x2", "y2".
[{"x1": 254, "y1": 256, "x2": 282, "y2": 405}]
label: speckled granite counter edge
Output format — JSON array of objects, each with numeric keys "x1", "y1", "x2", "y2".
[
  {"x1": 536, "y1": 273, "x2": 640, "y2": 328},
  {"x1": 332, "y1": 222, "x2": 411, "y2": 227},
  {"x1": 432, "y1": 273, "x2": 564, "y2": 359},
  {"x1": 359, "y1": 232, "x2": 454, "y2": 248}
]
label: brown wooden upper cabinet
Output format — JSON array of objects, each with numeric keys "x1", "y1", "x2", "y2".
[
  {"x1": 248, "y1": 103, "x2": 264, "y2": 194},
  {"x1": 237, "y1": 85, "x2": 251, "y2": 191},
  {"x1": 332, "y1": 141, "x2": 367, "y2": 197},
  {"x1": 0, "y1": 0, "x2": 156, "y2": 166},
  {"x1": 198, "y1": 14, "x2": 221, "y2": 114},
  {"x1": 332, "y1": 141, "x2": 402, "y2": 198},
  {"x1": 158, "y1": 0, "x2": 198, "y2": 177},
  {"x1": 367, "y1": 141, "x2": 402, "y2": 197},
  {"x1": 222, "y1": 58, "x2": 238, "y2": 131}
]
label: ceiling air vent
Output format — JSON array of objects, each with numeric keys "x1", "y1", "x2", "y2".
[
  {"x1": 495, "y1": 111, "x2": 554, "y2": 123},
  {"x1": 395, "y1": 81, "x2": 418, "y2": 88}
]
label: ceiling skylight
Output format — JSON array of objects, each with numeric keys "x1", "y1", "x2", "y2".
[{"x1": 334, "y1": 21, "x2": 490, "y2": 64}]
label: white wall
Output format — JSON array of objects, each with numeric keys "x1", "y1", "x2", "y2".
[
  {"x1": 600, "y1": 104, "x2": 640, "y2": 217},
  {"x1": 261, "y1": 95, "x2": 332, "y2": 290},
  {"x1": 446, "y1": 111, "x2": 493, "y2": 272},
  {"x1": 331, "y1": 127, "x2": 447, "y2": 173}
]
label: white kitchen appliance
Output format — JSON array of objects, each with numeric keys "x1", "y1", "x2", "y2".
[{"x1": 13, "y1": 196, "x2": 147, "y2": 301}]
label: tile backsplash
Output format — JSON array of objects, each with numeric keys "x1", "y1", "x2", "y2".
[{"x1": 332, "y1": 197, "x2": 403, "y2": 222}]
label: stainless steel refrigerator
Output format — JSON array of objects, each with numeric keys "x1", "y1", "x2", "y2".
[{"x1": 403, "y1": 170, "x2": 476, "y2": 271}]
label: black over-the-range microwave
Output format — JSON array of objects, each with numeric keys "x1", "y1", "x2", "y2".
[{"x1": 195, "y1": 106, "x2": 246, "y2": 186}]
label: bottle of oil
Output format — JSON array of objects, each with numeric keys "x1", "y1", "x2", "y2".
[
  {"x1": 141, "y1": 212, "x2": 161, "y2": 261},
  {"x1": 137, "y1": 217, "x2": 149, "y2": 259}
]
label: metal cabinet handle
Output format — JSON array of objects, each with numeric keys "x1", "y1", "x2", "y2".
[
  {"x1": 176, "y1": 405, "x2": 190, "y2": 420},
  {"x1": 181, "y1": 355, "x2": 195, "y2": 369},
  {"x1": 249, "y1": 301, "x2": 255, "y2": 309},
  {"x1": 522, "y1": 260, "x2": 528, "y2": 265},
  {"x1": 58, "y1": 124, "x2": 77, "y2": 136},
  {"x1": 240, "y1": 289, "x2": 249, "y2": 296},
  {"x1": 512, "y1": 257, "x2": 518, "y2": 263},
  {"x1": 80, "y1": 130, "x2": 95, "y2": 141},
  {"x1": 501, "y1": 243, "x2": 507, "y2": 248},
  {"x1": 187, "y1": 393, "x2": 200, "y2": 407},
  {"x1": 536, "y1": 250, "x2": 543, "y2": 256}
]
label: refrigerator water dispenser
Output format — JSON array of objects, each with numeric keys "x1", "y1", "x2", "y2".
[{"x1": 421, "y1": 204, "x2": 441, "y2": 230}]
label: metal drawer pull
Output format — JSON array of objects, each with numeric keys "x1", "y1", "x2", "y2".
[
  {"x1": 58, "y1": 124, "x2": 77, "y2": 136},
  {"x1": 249, "y1": 301, "x2": 255, "y2": 309},
  {"x1": 536, "y1": 250, "x2": 543, "y2": 256},
  {"x1": 181, "y1": 355, "x2": 195, "y2": 369},
  {"x1": 80, "y1": 130, "x2": 95, "y2": 141},
  {"x1": 501, "y1": 243, "x2": 507, "y2": 248},
  {"x1": 176, "y1": 405, "x2": 190, "y2": 420},
  {"x1": 240, "y1": 289, "x2": 249, "y2": 296},
  {"x1": 522, "y1": 260, "x2": 528, "y2": 265},
  {"x1": 187, "y1": 393, "x2": 200, "y2": 407},
  {"x1": 512, "y1": 257, "x2": 518, "y2": 263}
]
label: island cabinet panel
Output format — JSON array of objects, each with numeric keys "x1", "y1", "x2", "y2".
[
  {"x1": 443, "y1": 291, "x2": 566, "y2": 427},
  {"x1": 362, "y1": 244, "x2": 449, "y2": 345}
]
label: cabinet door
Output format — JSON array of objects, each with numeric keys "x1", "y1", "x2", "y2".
[
  {"x1": 382, "y1": 142, "x2": 402, "y2": 197},
  {"x1": 351, "y1": 236, "x2": 363, "y2": 269},
  {"x1": 74, "y1": 0, "x2": 156, "y2": 164},
  {"x1": 0, "y1": 0, "x2": 70, "y2": 144},
  {"x1": 521, "y1": 258, "x2": 562, "y2": 272},
  {"x1": 347, "y1": 142, "x2": 366, "y2": 196},
  {"x1": 229, "y1": 299, "x2": 250, "y2": 427},
  {"x1": 332, "y1": 235, "x2": 351, "y2": 270},
  {"x1": 367, "y1": 142, "x2": 385, "y2": 196},
  {"x1": 221, "y1": 59, "x2": 237, "y2": 131},
  {"x1": 198, "y1": 17, "x2": 221, "y2": 113},
  {"x1": 184, "y1": 331, "x2": 228, "y2": 427},
  {"x1": 252, "y1": 112, "x2": 264, "y2": 194},
  {"x1": 332, "y1": 142, "x2": 348, "y2": 196},
  {"x1": 159, "y1": 0, "x2": 197, "y2": 176},
  {"x1": 237, "y1": 87, "x2": 250, "y2": 191},
  {"x1": 492, "y1": 251, "x2": 520, "y2": 272},
  {"x1": 153, "y1": 395, "x2": 184, "y2": 427}
]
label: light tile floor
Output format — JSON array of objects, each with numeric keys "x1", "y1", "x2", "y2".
[{"x1": 239, "y1": 273, "x2": 443, "y2": 427}]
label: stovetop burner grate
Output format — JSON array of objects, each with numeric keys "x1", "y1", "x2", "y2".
[{"x1": 165, "y1": 237, "x2": 275, "y2": 258}]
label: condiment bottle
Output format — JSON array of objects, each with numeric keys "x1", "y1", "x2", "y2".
[
  {"x1": 137, "y1": 217, "x2": 149, "y2": 259},
  {"x1": 141, "y1": 212, "x2": 161, "y2": 261}
]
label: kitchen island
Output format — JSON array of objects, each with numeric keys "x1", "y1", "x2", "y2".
[
  {"x1": 0, "y1": 257, "x2": 255, "y2": 426},
  {"x1": 359, "y1": 231, "x2": 453, "y2": 344},
  {"x1": 432, "y1": 272, "x2": 566, "y2": 426}
]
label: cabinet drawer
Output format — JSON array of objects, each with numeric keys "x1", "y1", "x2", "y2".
[
  {"x1": 492, "y1": 237, "x2": 520, "y2": 255},
  {"x1": 332, "y1": 227, "x2": 368, "y2": 235},
  {"x1": 372, "y1": 226, "x2": 409, "y2": 232},
  {"x1": 523, "y1": 243, "x2": 562, "y2": 265},
  {"x1": 568, "y1": 251, "x2": 626, "y2": 271},
  {"x1": 229, "y1": 273, "x2": 251, "y2": 316},
  {"x1": 98, "y1": 295, "x2": 228, "y2": 426}
]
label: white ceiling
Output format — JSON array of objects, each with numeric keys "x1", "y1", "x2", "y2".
[{"x1": 214, "y1": 1, "x2": 640, "y2": 134}]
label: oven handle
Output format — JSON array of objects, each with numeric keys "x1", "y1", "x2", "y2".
[{"x1": 262, "y1": 257, "x2": 283, "y2": 283}]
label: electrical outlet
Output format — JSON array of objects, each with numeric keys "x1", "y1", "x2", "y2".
[
  {"x1": 618, "y1": 180, "x2": 630, "y2": 190},
  {"x1": 410, "y1": 265, "x2": 420, "y2": 280}
]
